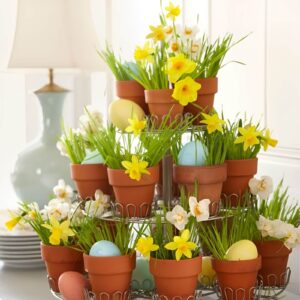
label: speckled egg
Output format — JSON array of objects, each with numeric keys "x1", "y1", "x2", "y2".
[
  {"x1": 109, "y1": 99, "x2": 145, "y2": 130},
  {"x1": 89, "y1": 240, "x2": 121, "y2": 257},
  {"x1": 178, "y1": 140, "x2": 207, "y2": 166}
]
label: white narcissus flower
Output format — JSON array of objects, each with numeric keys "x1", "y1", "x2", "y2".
[
  {"x1": 166, "y1": 205, "x2": 188, "y2": 231},
  {"x1": 85, "y1": 190, "x2": 110, "y2": 218},
  {"x1": 249, "y1": 176, "x2": 273, "y2": 199},
  {"x1": 181, "y1": 25, "x2": 199, "y2": 42},
  {"x1": 44, "y1": 199, "x2": 71, "y2": 221},
  {"x1": 189, "y1": 196, "x2": 210, "y2": 222},
  {"x1": 256, "y1": 215, "x2": 275, "y2": 238},
  {"x1": 53, "y1": 179, "x2": 73, "y2": 202},
  {"x1": 79, "y1": 105, "x2": 103, "y2": 136},
  {"x1": 68, "y1": 203, "x2": 85, "y2": 225},
  {"x1": 284, "y1": 226, "x2": 300, "y2": 249},
  {"x1": 56, "y1": 140, "x2": 68, "y2": 157}
]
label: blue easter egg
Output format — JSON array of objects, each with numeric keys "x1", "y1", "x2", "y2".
[
  {"x1": 132, "y1": 257, "x2": 154, "y2": 291},
  {"x1": 81, "y1": 150, "x2": 104, "y2": 164},
  {"x1": 89, "y1": 240, "x2": 121, "y2": 257},
  {"x1": 178, "y1": 141, "x2": 206, "y2": 166}
]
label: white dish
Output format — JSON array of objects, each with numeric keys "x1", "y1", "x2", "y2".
[
  {"x1": 0, "y1": 249, "x2": 41, "y2": 255},
  {"x1": 0, "y1": 240, "x2": 41, "y2": 246},
  {"x1": 4, "y1": 260, "x2": 45, "y2": 269},
  {"x1": 0, "y1": 244, "x2": 41, "y2": 250},
  {"x1": 0, "y1": 254, "x2": 41, "y2": 259}
]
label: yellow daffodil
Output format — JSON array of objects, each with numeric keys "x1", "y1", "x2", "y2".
[
  {"x1": 136, "y1": 236, "x2": 159, "y2": 257},
  {"x1": 42, "y1": 216, "x2": 75, "y2": 246},
  {"x1": 200, "y1": 113, "x2": 225, "y2": 134},
  {"x1": 134, "y1": 42, "x2": 154, "y2": 63},
  {"x1": 121, "y1": 155, "x2": 150, "y2": 181},
  {"x1": 146, "y1": 25, "x2": 165, "y2": 42},
  {"x1": 165, "y1": 2, "x2": 181, "y2": 20},
  {"x1": 166, "y1": 54, "x2": 196, "y2": 83},
  {"x1": 5, "y1": 216, "x2": 22, "y2": 231},
  {"x1": 172, "y1": 76, "x2": 201, "y2": 106},
  {"x1": 261, "y1": 129, "x2": 278, "y2": 151},
  {"x1": 234, "y1": 126, "x2": 261, "y2": 151},
  {"x1": 125, "y1": 115, "x2": 146, "y2": 136},
  {"x1": 165, "y1": 229, "x2": 197, "y2": 261}
]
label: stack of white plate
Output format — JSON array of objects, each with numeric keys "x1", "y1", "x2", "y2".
[{"x1": 0, "y1": 233, "x2": 44, "y2": 268}]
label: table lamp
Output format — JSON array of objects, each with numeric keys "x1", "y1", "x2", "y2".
[{"x1": 8, "y1": 0, "x2": 103, "y2": 206}]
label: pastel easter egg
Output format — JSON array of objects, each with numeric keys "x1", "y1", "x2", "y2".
[
  {"x1": 132, "y1": 256, "x2": 154, "y2": 291},
  {"x1": 89, "y1": 240, "x2": 121, "y2": 257},
  {"x1": 81, "y1": 150, "x2": 104, "y2": 164},
  {"x1": 109, "y1": 99, "x2": 145, "y2": 130},
  {"x1": 178, "y1": 140, "x2": 206, "y2": 166},
  {"x1": 198, "y1": 256, "x2": 216, "y2": 287},
  {"x1": 58, "y1": 271, "x2": 90, "y2": 300},
  {"x1": 225, "y1": 240, "x2": 258, "y2": 261}
]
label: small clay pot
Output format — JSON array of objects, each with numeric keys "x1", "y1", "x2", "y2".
[
  {"x1": 255, "y1": 240, "x2": 291, "y2": 286},
  {"x1": 70, "y1": 164, "x2": 111, "y2": 200},
  {"x1": 212, "y1": 256, "x2": 261, "y2": 300},
  {"x1": 40, "y1": 244, "x2": 84, "y2": 293},
  {"x1": 173, "y1": 163, "x2": 227, "y2": 216},
  {"x1": 115, "y1": 80, "x2": 148, "y2": 114},
  {"x1": 185, "y1": 77, "x2": 217, "y2": 120},
  {"x1": 150, "y1": 256, "x2": 202, "y2": 300},
  {"x1": 84, "y1": 252, "x2": 136, "y2": 300},
  {"x1": 107, "y1": 165, "x2": 159, "y2": 217},
  {"x1": 222, "y1": 158, "x2": 258, "y2": 206},
  {"x1": 144, "y1": 89, "x2": 183, "y2": 126}
]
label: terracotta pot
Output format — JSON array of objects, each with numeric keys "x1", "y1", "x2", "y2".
[
  {"x1": 84, "y1": 252, "x2": 136, "y2": 300},
  {"x1": 185, "y1": 77, "x2": 217, "y2": 120},
  {"x1": 173, "y1": 163, "x2": 227, "y2": 215},
  {"x1": 107, "y1": 165, "x2": 159, "y2": 217},
  {"x1": 212, "y1": 256, "x2": 261, "y2": 300},
  {"x1": 255, "y1": 240, "x2": 291, "y2": 286},
  {"x1": 115, "y1": 80, "x2": 148, "y2": 114},
  {"x1": 40, "y1": 244, "x2": 84, "y2": 293},
  {"x1": 150, "y1": 256, "x2": 202, "y2": 299},
  {"x1": 70, "y1": 164, "x2": 111, "y2": 200},
  {"x1": 145, "y1": 89, "x2": 183, "y2": 126},
  {"x1": 222, "y1": 158, "x2": 258, "y2": 206}
]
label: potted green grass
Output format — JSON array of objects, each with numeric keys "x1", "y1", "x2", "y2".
[
  {"x1": 172, "y1": 112, "x2": 229, "y2": 215},
  {"x1": 250, "y1": 179, "x2": 300, "y2": 286},
  {"x1": 98, "y1": 44, "x2": 148, "y2": 113},
  {"x1": 58, "y1": 107, "x2": 111, "y2": 199},
  {"x1": 222, "y1": 117, "x2": 278, "y2": 205},
  {"x1": 198, "y1": 209, "x2": 261, "y2": 300}
]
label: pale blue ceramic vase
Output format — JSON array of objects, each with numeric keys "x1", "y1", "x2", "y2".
[{"x1": 11, "y1": 91, "x2": 73, "y2": 207}]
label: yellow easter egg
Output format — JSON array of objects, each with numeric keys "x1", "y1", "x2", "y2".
[
  {"x1": 198, "y1": 256, "x2": 216, "y2": 287},
  {"x1": 109, "y1": 99, "x2": 145, "y2": 130},
  {"x1": 225, "y1": 240, "x2": 258, "y2": 261}
]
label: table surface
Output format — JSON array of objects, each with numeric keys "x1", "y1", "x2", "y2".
[{"x1": 0, "y1": 262, "x2": 299, "y2": 300}]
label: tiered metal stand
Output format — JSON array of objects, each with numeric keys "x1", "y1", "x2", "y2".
[{"x1": 47, "y1": 121, "x2": 293, "y2": 299}]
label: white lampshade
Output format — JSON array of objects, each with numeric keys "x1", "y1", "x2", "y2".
[{"x1": 8, "y1": 0, "x2": 103, "y2": 70}]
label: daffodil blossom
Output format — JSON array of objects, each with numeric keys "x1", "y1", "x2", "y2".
[
  {"x1": 165, "y1": 229, "x2": 197, "y2": 261},
  {"x1": 249, "y1": 176, "x2": 273, "y2": 200},
  {"x1": 79, "y1": 105, "x2": 103, "y2": 136},
  {"x1": 256, "y1": 215, "x2": 277, "y2": 238},
  {"x1": 166, "y1": 54, "x2": 196, "y2": 83},
  {"x1": 189, "y1": 197, "x2": 210, "y2": 222},
  {"x1": 166, "y1": 205, "x2": 189, "y2": 230},
  {"x1": 85, "y1": 189, "x2": 110, "y2": 218},
  {"x1": 5, "y1": 216, "x2": 22, "y2": 231},
  {"x1": 56, "y1": 140, "x2": 68, "y2": 157},
  {"x1": 165, "y1": 2, "x2": 181, "y2": 20},
  {"x1": 234, "y1": 126, "x2": 261, "y2": 151},
  {"x1": 200, "y1": 113, "x2": 225, "y2": 134},
  {"x1": 134, "y1": 42, "x2": 154, "y2": 63},
  {"x1": 283, "y1": 226, "x2": 300, "y2": 249},
  {"x1": 261, "y1": 129, "x2": 278, "y2": 151},
  {"x1": 146, "y1": 25, "x2": 165, "y2": 42},
  {"x1": 53, "y1": 179, "x2": 73, "y2": 202},
  {"x1": 136, "y1": 236, "x2": 159, "y2": 257},
  {"x1": 121, "y1": 155, "x2": 150, "y2": 181},
  {"x1": 125, "y1": 115, "x2": 146, "y2": 136},
  {"x1": 42, "y1": 217, "x2": 75, "y2": 246},
  {"x1": 172, "y1": 76, "x2": 201, "y2": 106},
  {"x1": 180, "y1": 25, "x2": 199, "y2": 42},
  {"x1": 44, "y1": 199, "x2": 71, "y2": 221}
]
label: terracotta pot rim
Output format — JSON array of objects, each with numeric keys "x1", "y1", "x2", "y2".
[
  {"x1": 174, "y1": 163, "x2": 227, "y2": 170},
  {"x1": 150, "y1": 255, "x2": 201, "y2": 264},
  {"x1": 225, "y1": 158, "x2": 258, "y2": 164},
  {"x1": 254, "y1": 240, "x2": 292, "y2": 256},
  {"x1": 116, "y1": 79, "x2": 141, "y2": 84},
  {"x1": 212, "y1": 255, "x2": 262, "y2": 273},
  {"x1": 145, "y1": 88, "x2": 173, "y2": 93},
  {"x1": 71, "y1": 163, "x2": 106, "y2": 167},
  {"x1": 83, "y1": 252, "x2": 135, "y2": 260}
]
